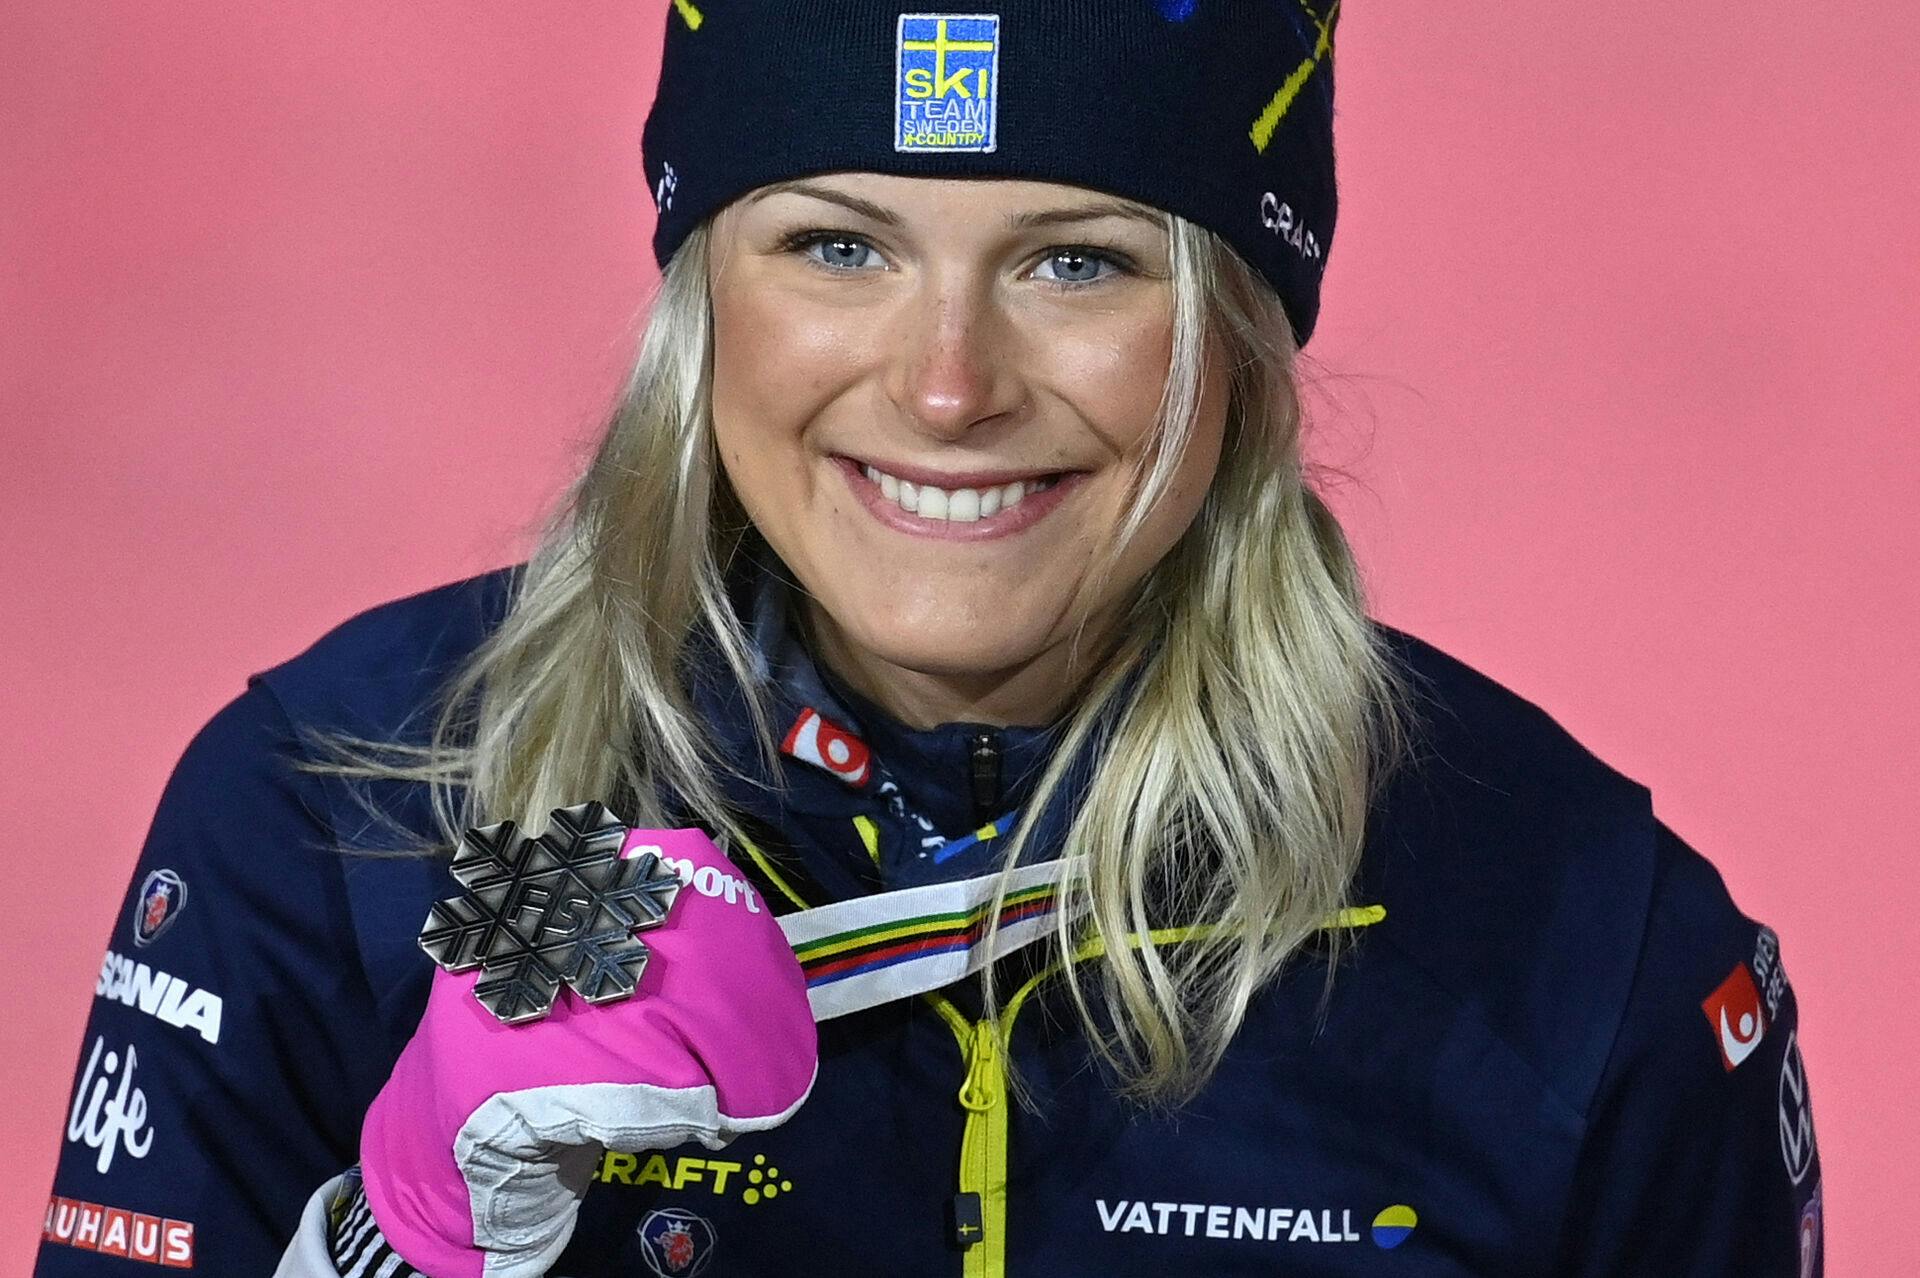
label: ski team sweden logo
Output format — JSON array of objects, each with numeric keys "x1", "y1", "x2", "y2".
[{"x1": 895, "y1": 14, "x2": 1000, "y2": 152}]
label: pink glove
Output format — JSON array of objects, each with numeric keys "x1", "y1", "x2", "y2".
[{"x1": 356, "y1": 803, "x2": 816, "y2": 1278}]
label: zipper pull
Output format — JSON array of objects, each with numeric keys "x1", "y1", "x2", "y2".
[
  {"x1": 951, "y1": 1022, "x2": 999, "y2": 1248},
  {"x1": 968, "y1": 730, "x2": 1002, "y2": 827},
  {"x1": 948, "y1": 1192, "x2": 985, "y2": 1250},
  {"x1": 958, "y1": 1020, "x2": 999, "y2": 1112}
]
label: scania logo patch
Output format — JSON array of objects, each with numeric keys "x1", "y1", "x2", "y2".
[
  {"x1": 132, "y1": 869, "x2": 186, "y2": 947},
  {"x1": 637, "y1": 1207, "x2": 716, "y2": 1277}
]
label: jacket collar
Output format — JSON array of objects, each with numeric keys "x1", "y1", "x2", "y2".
[{"x1": 688, "y1": 560, "x2": 1104, "y2": 898}]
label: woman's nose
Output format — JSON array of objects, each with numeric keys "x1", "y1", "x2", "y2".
[{"x1": 884, "y1": 284, "x2": 1027, "y2": 442}]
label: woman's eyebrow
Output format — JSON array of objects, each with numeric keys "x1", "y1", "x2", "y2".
[
  {"x1": 1005, "y1": 200, "x2": 1162, "y2": 231},
  {"x1": 747, "y1": 181, "x2": 901, "y2": 226}
]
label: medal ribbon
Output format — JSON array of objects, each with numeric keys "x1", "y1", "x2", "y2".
[{"x1": 775, "y1": 857, "x2": 1086, "y2": 1021}]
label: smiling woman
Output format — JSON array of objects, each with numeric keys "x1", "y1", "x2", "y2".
[
  {"x1": 707, "y1": 174, "x2": 1232, "y2": 726},
  {"x1": 38, "y1": 3, "x2": 1820, "y2": 1278}
]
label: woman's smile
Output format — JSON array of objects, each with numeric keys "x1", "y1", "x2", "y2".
[{"x1": 833, "y1": 455, "x2": 1084, "y2": 542}]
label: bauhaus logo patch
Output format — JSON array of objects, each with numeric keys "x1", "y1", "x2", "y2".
[
  {"x1": 43, "y1": 1196, "x2": 193, "y2": 1267},
  {"x1": 1700, "y1": 961, "x2": 1766, "y2": 1070}
]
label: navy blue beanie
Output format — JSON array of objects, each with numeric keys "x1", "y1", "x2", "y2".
[{"x1": 641, "y1": 1, "x2": 1342, "y2": 347}]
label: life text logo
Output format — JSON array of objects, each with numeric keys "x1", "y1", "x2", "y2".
[
  {"x1": 97, "y1": 951, "x2": 223, "y2": 1045},
  {"x1": 66, "y1": 1036, "x2": 155, "y2": 1175},
  {"x1": 43, "y1": 1195, "x2": 193, "y2": 1267}
]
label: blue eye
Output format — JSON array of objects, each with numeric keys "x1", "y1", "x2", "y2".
[
  {"x1": 1032, "y1": 249, "x2": 1122, "y2": 284},
  {"x1": 795, "y1": 233, "x2": 887, "y2": 271}
]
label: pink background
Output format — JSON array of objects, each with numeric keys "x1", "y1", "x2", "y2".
[{"x1": 4, "y1": 1, "x2": 1914, "y2": 1271}]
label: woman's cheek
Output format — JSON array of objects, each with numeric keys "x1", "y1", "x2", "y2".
[
  {"x1": 747, "y1": 308, "x2": 883, "y2": 421},
  {"x1": 1038, "y1": 314, "x2": 1176, "y2": 451}
]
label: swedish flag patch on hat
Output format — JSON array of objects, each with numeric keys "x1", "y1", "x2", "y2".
[{"x1": 894, "y1": 14, "x2": 1000, "y2": 153}]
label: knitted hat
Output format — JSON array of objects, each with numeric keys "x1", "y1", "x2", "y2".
[{"x1": 642, "y1": 1, "x2": 1342, "y2": 345}]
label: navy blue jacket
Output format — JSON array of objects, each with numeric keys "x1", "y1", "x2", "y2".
[{"x1": 36, "y1": 567, "x2": 1824, "y2": 1276}]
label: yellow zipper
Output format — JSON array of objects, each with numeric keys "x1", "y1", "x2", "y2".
[
  {"x1": 924, "y1": 987, "x2": 1021, "y2": 1278},
  {"x1": 740, "y1": 829, "x2": 1028, "y2": 1274}
]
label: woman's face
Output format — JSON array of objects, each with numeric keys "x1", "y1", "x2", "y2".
[{"x1": 706, "y1": 173, "x2": 1228, "y2": 727}]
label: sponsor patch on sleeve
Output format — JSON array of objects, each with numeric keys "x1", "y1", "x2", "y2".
[
  {"x1": 44, "y1": 1195, "x2": 193, "y2": 1267},
  {"x1": 132, "y1": 869, "x2": 187, "y2": 947},
  {"x1": 1700, "y1": 961, "x2": 1766, "y2": 1070}
]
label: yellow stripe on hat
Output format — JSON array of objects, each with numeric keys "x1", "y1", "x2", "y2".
[{"x1": 1249, "y1": 0, "x2": 1340, "y2": 153}]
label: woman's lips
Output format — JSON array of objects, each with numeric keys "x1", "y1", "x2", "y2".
[{"x1": 833, "y1": 456, "x2": 1082, "y2": 542}]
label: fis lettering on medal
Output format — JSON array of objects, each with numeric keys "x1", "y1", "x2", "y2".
[{"x1": 895, "y1": 14, "x2": 1000, "y2": 153}]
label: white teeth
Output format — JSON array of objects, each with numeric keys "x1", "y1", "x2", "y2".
[{"x1": 859, "y1": 463, "x2": 1059, "y2": 522}]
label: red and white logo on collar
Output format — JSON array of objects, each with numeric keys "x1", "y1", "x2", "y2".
[
  {"x1": 782, "y1": 709, "x2": 873, "y2": 787},
  {"x1": 1701, "y1": 962, "x2": 1767, "y2": 1071}
]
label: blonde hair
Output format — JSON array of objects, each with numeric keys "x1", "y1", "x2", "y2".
[{"x1": 300, "y1": 206, "x2": 1412, "y2": 1107}]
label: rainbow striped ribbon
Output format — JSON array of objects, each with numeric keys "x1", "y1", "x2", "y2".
[{"x1": 776, "y1": 859, "x2": 1084, "y2": 1021}]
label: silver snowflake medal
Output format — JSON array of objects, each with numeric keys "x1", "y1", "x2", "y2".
[{"x1": 418, "y1": 800, "x2": 684, "y2": 1025}]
